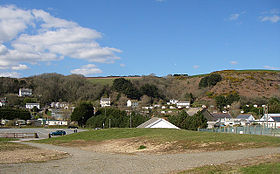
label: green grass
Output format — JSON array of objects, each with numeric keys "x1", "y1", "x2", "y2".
[
  {"x1": 180, "y1": 160, "x2": 280, "y2": 174},
  {"x1": 87, "y1": 78, "x2": 115, "y2": 86},
  {"x1": 240, "y1": 162, "x2": 280, "y2": 174},
  {"x1": 0, "y1": 137, "x2": 34, "y2": 151},
  {"x1": 36, "y1": 128, "x2": 280, "y2": 151}
]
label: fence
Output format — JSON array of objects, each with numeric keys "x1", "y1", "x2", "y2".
[
  {"x1": 0, "y1": 133, "x2": 39, "y2": 138},
  {"x1": 198, "y1": 126, "x2": 280, "y2": 136}
]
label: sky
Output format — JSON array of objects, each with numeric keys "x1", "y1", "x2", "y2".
[{"x1": 0, "y1": 0, "x2": 279, "y2": 78}]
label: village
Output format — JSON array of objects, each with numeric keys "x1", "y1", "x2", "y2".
[{"x1": 1, "y1": 87, "x2": 279, "y2": 134}]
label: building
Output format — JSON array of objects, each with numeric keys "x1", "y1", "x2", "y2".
[
  {"x1": 176, "y1": 101, "x2": 190, "y2": 108},
  {"x1": 0, "y1": 97, "x2": 7, "y2": 107},
  {"x1": 137, "y1": 117, "x2": 179, "y2": 129},
  {"x1": 127, "y1": 100, "x2": 139, "y2": 108},
  {"x1": 50, "y1": 102, "x2": 69, "y2": 109},
  {"x1": 236, "y1": 114, "x2": 255, "y2": 126},
  {"x1": 19, "y1": 88, "x2": 32, "y2": 97},
  {"x1": 100, "y1": 98, "x2": 110, "y2": 107},
  {"x1": 46, "y1": 120, "x2": 68, "y2": 126},
  {"x1": 26, "y1": 103, "x2": 40, "y2": 110},
  {"x1": 259, "y1": 113, "x2": 280, "y2": 128}
]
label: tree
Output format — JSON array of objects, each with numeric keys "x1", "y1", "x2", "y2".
[
  {"x1": 199, "y1": 74, "x2": 222, "y2": 88},
  {"x1": 168, "y1": 110, "x2": 189, "y2": 128},
  {"x1": 71, "y1": 102, "x2": 94, "y2": 126}
]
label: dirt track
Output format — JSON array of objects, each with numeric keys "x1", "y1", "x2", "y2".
[{"x1": 1, "y1": 142, "x2": 279, "y2": 174}]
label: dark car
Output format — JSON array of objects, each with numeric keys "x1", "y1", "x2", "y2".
[
  {"x1": 68, "y1": 125, "x2": 78, "y2": 129},
  {"x1": 50, "y1": 130, "x2": 66, "y2": 136}
]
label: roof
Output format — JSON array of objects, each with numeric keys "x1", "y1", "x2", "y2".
[
  {"x1": 100, "y1": 98, "x2": 110, "y2": 101},
  {"x1": 271, "y1": 116, "x2": 280, "y2": 122},
  {"x1": 236, "y1": 114, "x2": 253, "y2": 119},
  {"x1": 137, "y1": 117, "x2": 179, "y2": 129},
  {"x1": 187, "y1": 108, "x2": 203, "y2": 116},
  {"x1": 212, "y1": 113, "x2": 232, "y2": 119},
  {"x1": 201, "y1": 109, "x2": 216, "y2": 121}
]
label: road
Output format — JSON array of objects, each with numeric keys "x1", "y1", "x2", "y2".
[
  {"x1": 0, "y1": 128, "x2": 86, "y2": 139},
  {"x1": 0, "y1": 142, "x2": 279, "y2": 174}
]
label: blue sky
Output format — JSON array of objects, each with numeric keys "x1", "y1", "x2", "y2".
[{"x1": 0, "y1": 0, "x2": 279, "y2": 77}]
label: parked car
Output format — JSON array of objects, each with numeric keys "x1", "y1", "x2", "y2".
[
  {"x1": 68, "y1": 125, "x2": 78, "y2": 129},
  {"x1": 50, "y1": 130, "x2": 66, "y2": 136}
]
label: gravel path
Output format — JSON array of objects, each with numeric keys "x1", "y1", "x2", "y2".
[{"x1": 1, "y1": 142, "x2": 279, "y2": 174}]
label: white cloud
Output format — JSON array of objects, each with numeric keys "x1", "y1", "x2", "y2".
[
  {"x1": 0, "y1": 71, "x2": 21, "y2": 78},
  {"x1": 0, "y1": 5, "x2": 121, "y2": 70},
  {"x1": 193, "y1": 65, "x2": 199, "y2": 69},
  {"x1": 120, "y1": 63, "x2": 125, "y2": 67},
  {"x1": 156, "y1": 0, "x2": 165, "y2": 2},
  {"x1": 260, "y1": 9, "x2": 280, "y2": 23},
  {"x1": 230, "y1": 61, "x2": 238, "y2": 65},
  {"x1": 71, "y1": 64, "x2": 102, "y2": 76},
  {"x1": 260, "y1": 15, "x2": 280, "y2": 23},
  {"x1": 264, "y1": 65, "x2": 280, "y2": 70},
  {"x1": 229, "y1": 14, "x2": 240, "y2": 21},
  {"x1": 11, "y1": 64, "x2": 28, "y2": 70}
]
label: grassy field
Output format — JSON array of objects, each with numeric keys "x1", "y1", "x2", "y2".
[
  {"x1": 87, "y1": 77, "x2": 142, "y2": 86},
  {"x1": 0, "y1": 138, "x2": 34, "y2": 152},
  {"x1": 180, "y1": 154, "x2": 280, "y2": 174},
  {"x1": 36, "y1": 128, "x2": 280, "y2": 151}
]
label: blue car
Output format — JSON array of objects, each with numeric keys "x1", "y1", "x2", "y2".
[{"x1": 50, "y1": 130, "x2": 66, "y2": 136}]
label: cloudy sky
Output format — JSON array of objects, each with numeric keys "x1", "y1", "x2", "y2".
[{"x1": 0, "y1": 0, "x2": 279, "y2": 78}]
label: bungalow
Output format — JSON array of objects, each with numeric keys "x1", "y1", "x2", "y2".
[
  {"x1": 46, "y1": 120, "x2": 68, "y2": 126},
  {"x1": 127, "y1": 100, "x2": 139, "y2": 108},
  {"x1": 236, "y1": 114, "x2": 255, "y2": 126},
  {"x1": 259, "y1": 113, "x2": 280, "y2": 128},
  {"x1": 100, "y1": 98, "x2": 110, "y2": 107},
  {"x1": 137, "y1": 117, "x2": 179, "y2": 129},
  {"x1": 169, "y1": 99, "x2": 178, "y2": 105},
  {"x1": 19, "y1": 88, "x2": 32, "y2": 97},
  {"x1": 176, "y1": 101, "x2": 190, "y2": 108},
  {"x1": 26, "y1": 103, "x2": 40, "y2": 110},
  {"x1": 0, "y1": 97, "x2": 7, "y2": 107}
]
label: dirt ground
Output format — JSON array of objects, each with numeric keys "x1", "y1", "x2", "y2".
[{"x1": 0, "y1": 148, "x2": 69, "y2": 164}]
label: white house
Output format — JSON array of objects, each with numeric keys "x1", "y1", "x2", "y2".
[
  {"x1": 51, "y1": 102, "x2": 69, "y2": 109},
  {"x1": 0, "y1": 97, "x2": 7, "y2": 107},
  {"x1": 137, "y1": 117, "x2": 179, "y2": 129},
  {"x1": 236, "y1": 114, "x2": 255, "y2": 126},
  {"x1": 100, "y1": 98, "x2": 110, "y2": 107},
  {"x1": 19, "y1": 88, "x2": 32, "y2": 97},
  {"x1": 169, "y1": 99, "x2": 178, "y2": 105},
  {"x1": 46, "y1": 120, "x2": 68, "y2": 126},
  {"x1": 26, "y1": 103, "x2": 40, "y2": 110},
  {"x1": 127, "y1": 100, "x2": 139, "y2": 108},
  {"x1": 259, "y1": 113, "x2": 280, "y2": 128},
  {"x1": 176, "y1": 101, "x2": 190, "y2": 108}
]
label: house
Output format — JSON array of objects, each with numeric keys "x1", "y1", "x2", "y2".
[
  {"x1": 51, "y1": 102, "x2": 69, "y2": 109},
  {"x1": 137, "y1": 117, "x2": 179, "y2": 129},
  {"x1": 259, "y1": 113, "x2": 280, "y2": 128},
  {"x1": 19, "y1": 88, "x2": 32, "y2": 97},
  {"x1": 169, "y1": 99, "x2": 178, "y2": 105},
  {"x1": 46, "y1": 120, "x2": 68, "y2": 126},
  {"x1": 0, "y1": 97, "x2": 7, "y2": 107},
  {"x1": 176, "y1": 101, "x2": 190, "y2": 108},
  {"x1": 100, "y1": 98, "x2": 110, "y2": 107},
  {"x1": 26, "y1": 103, "x2": 40, "y2": 110},
  {"x1": 236, "y1": 114, "x2": 255, "y2": 126},
  {"x1": 127, "y1": 100, "x2": 139, "y2": 108},
  {"x1": 206, "y1": 113, "x2": 233, "y2": 128}
]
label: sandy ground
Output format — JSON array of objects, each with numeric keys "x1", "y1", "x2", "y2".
[{"x1": 0, "y1": 148, "x2": 69, "y2": 164}]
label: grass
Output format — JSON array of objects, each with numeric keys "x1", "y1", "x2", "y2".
[
  {"x1": 0, "y1": 137, "x2": 34, "y2": 152},
  {"x1": 35, "y1": 128, "x2": 280, "y2": 151},
  {"x1": 87, "y1": 78, "x2": 115, "y2": 86},
  {"x1": 179, "y1": 154, "x2": 280, "y2": 174}
]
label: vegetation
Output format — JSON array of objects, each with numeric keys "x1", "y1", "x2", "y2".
[
  {"x1": 71, "y1": 102, "x2": 94, "y2": 126},
  {"x1": 86, "y1": 108, "x2": 149, "y2": 128},
  {"x1": 199, "y1": 74, "x2": 222, "y2": 88},
  {"x1": 215, "y1": 93, "x2": 240, "y2": 111},
  {"x1": 168, "y1": 111, "x2": 207, "y2": 130},
  {"x1": 180, "y1": 154, "x2": 280, "y2": 174},
  {"x1": 0, "y1": 108, "x2": 31, "y2": 120}
]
